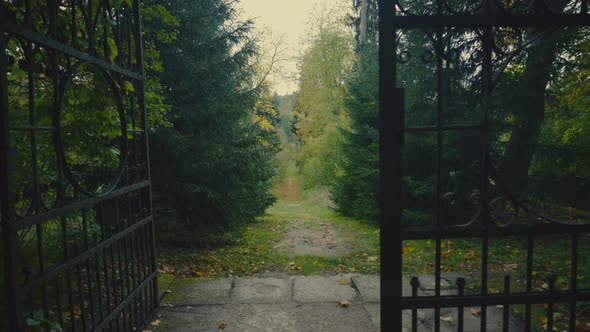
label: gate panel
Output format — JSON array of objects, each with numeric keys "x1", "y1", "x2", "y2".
[
  {"x1": 380, "y1": 0, "x2": 590, "y2": 330},
  {"x1": 0, "y1": 1, "x2": 158, "y2": 330}
]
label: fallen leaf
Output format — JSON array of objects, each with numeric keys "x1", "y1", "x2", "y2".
[
  {"x1": 440, "y1": 316, "x2": 454, "y2": 323},
  {"x1": 349, "y1": 267, "x2": 357, "y2": 272},
  {"x1": 150, "y1": 320, "x2": 161, "y2": 326},
  {"x1": 470, "y1": 308, "x2": 481, "y2": 317},
  {"x1": 367, "y1": 256, "x2": 378, "y2": 262},
  {"x1": 502, "y1": 263, "x2": 518, "y2": 271},
  {"x1": 337, "y1": 300, "x2": 352, "y2": 308},
  {"x1": 218, "y1": 322, "x2": 228, "y2": 330},
  {"x1": 339, "y1": 279, "x2": 349, "y2": 285}
]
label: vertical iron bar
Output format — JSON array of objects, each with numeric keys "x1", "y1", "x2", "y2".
[
  {"x1": 378, "y1": 0, "x2": 399, "y2": 329},
  {"x1": 103, "y1": 1, "x2": 109, "y2": 61},
  {"x1": 133, "y1": 0, "x2": 159, "y2": 313},
  {"x1": 98, "y1": 203, "x2": 112, "y2": 327},
  {"x1": 126, "y1": 5, "x2": 133, "y2": 70},
  {"x1": 72, "y1": 0, "x2": 78, "y2": 48},
  {"x1": 434, "y1": 238, "x2": 442, "y2": 332},
  {"x1": 82, "y1": 210, "x2": 96, "y2": 329},
  {"x1": 525, "y1": 233, "x2": 534, "y2": 332},
  {"x1": 75, "y1": 251, "x2": 87, "y2": 332},
  {"x1": 55, "y1": 278, "x2": 66, "y2": 330},
  {"x1": 570, "y1": 233, "x2": 578, "y2": 332},
  {"x1": 411, "y1": 277, "x2": 420, "y2": 332},
  {"x1": 457, "y1": 278, "x2": 465, "y2": 332},
  {"x1": 481, "y1": 236, "x2": 489, "y2": 331},
  {"x1": 435, "y1": 18, "x2": 444, "y2": 332},
  {"x1": 1, "y1": 7, "x2": 21, "y2": 332},
  {"x1": 94, "y1": 247, "x2": 104, "y2": 323},
  {"x1": 61, "y1": 216, "x2": 75, "y2": 332},
  {"x1": 132, "y1": 229, "x2": 140, "y2": 329},
  {"x1": 503, "y1": 275, "x2": 510, "y2": 332},
  {"x1": 547, "y1": 273, "x2": 556, "y2": 332},
  {"x1": 88, "y1": 0, "x2": 96, "y2": 55},
  {"x1": 480, "y1": 1, "x2": 494, "y2": 323},
  {"x1": 109, "y1": 241, "x2": 119, "y2": 331}
]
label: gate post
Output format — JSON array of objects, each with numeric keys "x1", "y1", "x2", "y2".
[
  {"x1": 379, "y1": 0, "x2": 402, "y2": 329},
  {"x1": 0, "y1": 28, "x2": 21, "y2": 332}
]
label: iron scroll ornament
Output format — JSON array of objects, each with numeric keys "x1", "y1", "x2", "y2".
[
  {"x1": 54, "y1": 62, "x2": 129, "y2": 197},
  {"x1": 450, "y1": 151, "x2": 590, "y2": 229}
]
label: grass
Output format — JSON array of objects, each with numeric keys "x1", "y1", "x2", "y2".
[
  {"x1": 156, "y1": 145, "x2": 381, "y2": 279},
  {"x1": 402, "y1": 235, "x2": 590, "y2": 331},
  {"x1": 157, "y1": 195, "x2": 381, "y2": 279}
]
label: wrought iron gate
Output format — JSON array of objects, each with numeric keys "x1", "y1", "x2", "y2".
[
  {"x1": 1, "y1": 0, "x2": 158, "y2": 330},
  {"x1": 380, "y1": 0, "x2": 590, "y2": 331}
]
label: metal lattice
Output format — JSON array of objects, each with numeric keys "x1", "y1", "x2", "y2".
[
  {"x1": 1, "y1": 1, "x2": 158, "y2": 330},
  {"x1": 380, "y1": 0, "x2": 590, "y2": 331}
]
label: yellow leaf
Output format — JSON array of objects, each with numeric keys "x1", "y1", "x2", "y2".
[
  {"x1": 339, "y1": 279, "x2": 349, "y2": 285},
  {"x1": 470, "y1": 308, "x2": 481, "y2": 317},
  {"x1": 337, "y1": 300, "x2": 352, "y2": 307},
  {"x1": 349, "y1": 267, "x2": 357, "y2": 272},
  {"x1": 440, "y1": 316, "x2": 454, "y2": 322},
  {"x1": 218, "y1": 322, "x2": 228, "y2": 329}
]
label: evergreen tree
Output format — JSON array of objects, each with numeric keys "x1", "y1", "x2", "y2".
[{"x1": 147, "y1": 0, "x2": 280, "y2": 239}]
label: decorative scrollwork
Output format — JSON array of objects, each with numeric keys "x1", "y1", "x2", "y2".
[
  {"x1": 421, "y1": 49, "x2": 437, "y2": 63},
  {"x1": 492, "y1": 27, "x2": 526, "y2": 57},
  {"x1": 56, "y1": 62, "x2": 128, "y2": 197},
  {"x1": 397, "y1": 50, "x2": 412, "y2": 63}
]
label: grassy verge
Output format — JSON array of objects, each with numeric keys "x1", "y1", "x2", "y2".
[
  {"x1": 158, "y1": 216, "x2": 379, "y2": 278},
  {"x1": 402, "y1": 235, "x2": 590, "y2": 331}
]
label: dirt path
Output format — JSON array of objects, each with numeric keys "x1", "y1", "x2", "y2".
[{"x1": 274, "y1": 219, "x2": 353, "y2": 257}]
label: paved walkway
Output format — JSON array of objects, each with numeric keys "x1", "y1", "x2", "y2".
[{"x1": 151, "y1": 273, "x2": 521, "y2": 332}]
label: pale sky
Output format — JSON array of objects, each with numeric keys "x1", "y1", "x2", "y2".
[{"x1": 238, "y1": 0, "x2": 321, "y2": 95}]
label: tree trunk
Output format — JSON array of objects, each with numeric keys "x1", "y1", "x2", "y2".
[
  {"x1": 360, "y1": 0, "x2": 368, "y2": 45},
  {"x1": 500, "y1": 28, "x2": 562, "y2": 192}
]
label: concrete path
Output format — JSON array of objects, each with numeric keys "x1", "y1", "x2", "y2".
[{"x1": 150, "y1": 274, "x2": 522, "y2": 332}]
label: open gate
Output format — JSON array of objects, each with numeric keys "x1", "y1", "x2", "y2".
[
  {"x1": 1, "y1": 0, "x2": 158, "y2": 330},
  {"x1": 380, "y1": 0, "x2": 590, "y2": 331}
]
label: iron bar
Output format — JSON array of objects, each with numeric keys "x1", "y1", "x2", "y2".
[
  {"x1": 379, "y1": 0, "x2": 401, "y2": 325},
  {"x1": 525, "y1": 233, "x2": 534, "y2": 331},
  {"x1": 403, "y1": 124, "x2": 481, "y2": 132},
  {"x1": 15, "y1": 181, "x2": 149, "y2": 229},
  {"x1": 401, "y1": 290, "x2": 590, "y2": 308},
  {"x1": 457, "y1": 278, "x2": 465, "y2": 332},
  {"x1": 19, "y1": 216, "x2": 152, "y2": 293},
  {"x1": 570, "y1": 232, "x2": 579, "y2": 331},
  {"x1": 0, "y1": 21, "x2": 21, "y2": 332},
  {"x1": 401, "y1": 223, "x2": 590, "y2": 239},
  {"x1": 0, "y1": 21, "x2": 143, "y2": 80},
  {"x1": 503, "y1": 275, "x2": 510, "y2": 332},
  {"x1": 392, "y1": 14, "x2": 590, "y2": 28}
]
